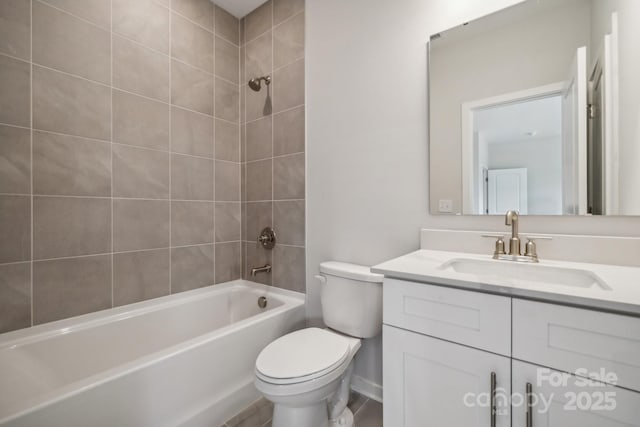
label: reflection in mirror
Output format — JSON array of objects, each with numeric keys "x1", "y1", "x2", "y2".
[{"x1": 428, "y1": 0, "x2": 640, "y2": 216}]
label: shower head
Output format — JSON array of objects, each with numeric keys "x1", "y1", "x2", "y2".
[{"x1": 248, "y1": 76, "x2": 271, "y2": 92}]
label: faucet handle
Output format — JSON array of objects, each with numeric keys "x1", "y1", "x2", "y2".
[
  {"x1": 482, "y1": 235, "x2": 506, "y2": 258},
  {"x1": 523, "y1": 236, "x2": 551, "y2": 260}
]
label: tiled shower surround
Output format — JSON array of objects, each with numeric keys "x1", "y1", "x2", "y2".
[
  {"x1": 0, "y1": 0, "x2": 306, "y2": 334},
  {"x1": 0, "y1": 0, "x2": 304, "y2": 334},
  {"x1": 241, "y1": 0, "x2": 306, "y2": 292}
]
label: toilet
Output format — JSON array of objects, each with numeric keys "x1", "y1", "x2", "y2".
[{"x1": 254, "y1": 261, "x2": 383, "y2": 427}]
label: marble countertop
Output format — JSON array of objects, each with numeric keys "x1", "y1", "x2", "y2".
[{"x1": 372, "y1": 249, "x2": 640, "y2": 316}]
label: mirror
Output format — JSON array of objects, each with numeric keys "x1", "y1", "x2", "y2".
[{"x1": 428, "y1": 0, "x2": 640, "y2": 216}]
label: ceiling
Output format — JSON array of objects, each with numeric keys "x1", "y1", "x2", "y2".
[
  {"x1": 213, "y1": 0, "x2": 268, "y2": 18},
  {"x1": 474, "y1": 95, "x2": 562, "y2": 145}
]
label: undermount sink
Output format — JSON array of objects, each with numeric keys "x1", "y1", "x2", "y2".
[{"x1": 438, "y1": 258, "x2": 611, "y2": 290}]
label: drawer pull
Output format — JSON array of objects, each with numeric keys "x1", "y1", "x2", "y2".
[
  {"x1": 491, "y1": 372, "x2": 497, "y2": 427},
  {"x1": 526, "y1": 382, "x2": 533, "y2": 427}
]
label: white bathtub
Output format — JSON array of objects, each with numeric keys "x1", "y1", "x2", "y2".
[{"x1": 0, "y1": 280, "x2": 305, "y2": 427}]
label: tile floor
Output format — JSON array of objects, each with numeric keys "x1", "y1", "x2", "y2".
[{"x1": 220, "y1": 391, "x2": 383, "y2": 427}]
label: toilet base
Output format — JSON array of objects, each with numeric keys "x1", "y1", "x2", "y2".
[
  {"x1": 272, "y1": 401, "x2": 330, "y2": 427},
  {"x1": 330, "y1": 407, "x2": 354, "y2": 427}
]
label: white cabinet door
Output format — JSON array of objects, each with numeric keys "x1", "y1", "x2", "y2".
[
  {"x1": 383, "y1": 279, "x2": 511, "y2": 356},
  {"x1": 512, "y1": 360, "x2": 640, "y2": 427},
  {"x1": 383, "y1": 325, "x2": 510, "y2": 427},
  {"x1": 513, "y1": 299, "x2": 640, "y2": 392}
]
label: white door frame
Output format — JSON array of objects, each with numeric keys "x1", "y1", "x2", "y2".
[{"x1": 461, "y1": 82, "x2": 564, "y2": 214}]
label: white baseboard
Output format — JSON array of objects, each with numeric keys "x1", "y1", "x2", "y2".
[{"x1": 351, "y1": 375, "x2": 382, "y2": 403}]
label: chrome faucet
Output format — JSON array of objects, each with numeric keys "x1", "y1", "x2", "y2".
[
  {"x1": 250, "y1": 264, "x2": 272, "y2": 277},
  {"x1": 505, "y1": 210, "x2": 521, "y2": 256}
]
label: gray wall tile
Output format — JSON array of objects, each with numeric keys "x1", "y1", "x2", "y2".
[
  {"x1": 171, "y1": 154, "x2": 214, "y2": 200},
  {"x1": 113, "y1": 90, "x2": 170, "y2": 151},
  {"x1": 272, "y1": 245, "x2": 304, "y2": 292},
  {"x1": 274, "y1": 200, "x2": 304, "y2": 246},
  {"x1": 113, "y1": 35, "x2": 170, "y2": 102},
  {"x1": 0, "y1": 196, "x2": 30, "y2": 263},
  {"x1": 113, "y1": 199, "x2": 170, "y2": 251},
  {"x1": 246, "y1": 159, "x2": 272, "y2": 201},
  {"x1": 171, "y1": 244, "x2": 214, "y2": 292},
  {"x1": 172, "y1": 107, "x2": 214, "y2": 158},
  {"x1": 245, "y1": 31, "x2": 272, "y2": 81},
  {"x1": 0, "y1": 0, "x2": 31, "y2": 60},
  {"x1": 215, "y1": 242, "x2": 241, "y2": 283},
  {"x1": 273, "y1": 12, "x2": 304, "y2": 69},
  {"x1": 33, "y1": 255, "x2": 111, "y2": 324},
  {"x1": 0, "y1": 55, "x2": 30, "y2": 127},
  {"x1": 0, "y1": 125, "x2": 30, "y2": 194},
  {"x1": 215, "y1": 160, "x2": 240, "y2": 201},
  {"x1": 113, "y1": 249, "x2": 170, "y2": 306},
  {"x1": 215, "y1": 202, "x2": 241, "y2": 242},
  {"x1": 172, "y1": 13, "x2": 214, "y2": 73},
  {"x1": 113, "y1": 0, "x2": 169, "y2": 53},
  {"x1": 215, "y1": 5, "x2": 239, "y2": 45},
  {"x1": 245, "y1": 201, "x2": 272, "y2": 242},
  {"x1": 246, "y1": 117, "x2": 273, "y2": 161},
  {"x1": 172, "y1": 0, "x2": 213, "y2": 31},
  {"x1": 171, "y1": 201, "x2": 214, "y2": 246},
  {"x1": 0, "y1": 262, "x2": 31, "y2": 333},
  {"x1": 215, "y1": 77, "x2": 240, "y2": 123},
  {"x1": 172, "y1": 60, "x2": 214, "y2": 115},
  {"x1": 215, "y1": 119, "x2": 240, "y2": 162},
  {"x1": 273, "y1": 106, "x2": 304, "y2": 156},
  {"x1": 113, "y1": 144, "x2": 170, "y2": 199},
  {"x1": 34, "y1": 196, "x2": 111, "y2": 259},
  {"x1": 273, "y1": 58, "x2": 304, "y2": 113},
  {"x1": 215, "y1": 36, "x2": 239, "y2": 84},
  {"x1": 245, "y1": 1, "x2": 272, "y2": 43},
  {"x1": 33, "y1": 2, "x2": 110, "y2": 84},
  {"x1": 41, "y1": 0, "x2": 111, "y2": 29},
  {"x1": 33, "y1": 65, "x2": 110, "y2": 140},
  {"x1": 243, "y1": 242, "x2": 272, "y2": 285},
  {"x1": 273, "y1": 153, "x2": 304, "y2": 199},
  {"x1": 273, "y1": 0, "x2": 304, "y2": 26},
  {"x1": 33, "y1": 131, "x2": 111, "y2": 197}
]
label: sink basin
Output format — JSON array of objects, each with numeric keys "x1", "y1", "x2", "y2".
[{"x1": 438, "y1": 258, "x2": 611, "y2": 290}]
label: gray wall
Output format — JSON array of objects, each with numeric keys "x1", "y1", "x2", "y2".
[
  {"x1": 240, "y1": 0, "x2": 306, "y2": 293},
  {"x1": 0, "y1": 0, "x2": 243, "y2": 333}
]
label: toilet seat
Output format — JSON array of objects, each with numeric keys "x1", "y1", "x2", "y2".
[{"x1": 255, "y1": 328, "x2": 351, "y2": 385}]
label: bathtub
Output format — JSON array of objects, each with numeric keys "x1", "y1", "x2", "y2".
[{"x1": 0, "y1": 280, "x2": 305, "y2": 427}]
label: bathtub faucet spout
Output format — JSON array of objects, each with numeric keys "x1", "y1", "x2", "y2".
[{"x1": 251, "y1": 264, "x2": 272, "y2": 277}]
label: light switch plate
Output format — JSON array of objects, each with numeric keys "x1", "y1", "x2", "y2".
[{"x1": 438, "y1": 199, "x2": 453, "y2": 213}]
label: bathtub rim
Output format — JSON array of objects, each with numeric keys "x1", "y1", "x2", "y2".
[{"x1": 0, "y1": 280, "x2": 305, "y2": 424}]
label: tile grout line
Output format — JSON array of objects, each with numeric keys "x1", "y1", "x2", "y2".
[
  {"x1": 169, "y1": 0, "x2": 173, "y2": 296},
  {"x1": 110, "y1": 0, "x2": 114, "y2": 308},
  {"x1": 30, "y1": 0, "x2": 34, "y2": 327},
  {"x1": 212, "y1": 3, "x2": 216, "y2": 285}
]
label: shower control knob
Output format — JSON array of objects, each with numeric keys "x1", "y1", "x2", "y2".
[{"x1": 258, "y1": 227, "x2": 276, "y2": 249}]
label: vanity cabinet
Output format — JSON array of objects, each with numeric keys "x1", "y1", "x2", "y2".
[
  {"x1": 511, "y1": 360, "x2": 640, "y2": 427},
  {"x1": 384, "y1": 325, "x2": 511, "y2": 427},
  {"x1": 383, "y1": 279, "x2": 640, "y2": 427}
]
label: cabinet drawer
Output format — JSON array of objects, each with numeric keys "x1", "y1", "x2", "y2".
[
  {"x1": 513, "y1": 299, "x2": 640, "y2": 392},
  {"x1": 383, "y1": 278, "x2": 511, "y2": 356},
  {"x1": 512, "y1": 360, "x2": 640, "y2": 426}
]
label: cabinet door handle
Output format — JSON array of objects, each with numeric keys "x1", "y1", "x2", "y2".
[
  {"x1": 526, "y1": 382, "x2": 533, "y2": 427},
  {"x1": 491, "y1": 372, "x2": 497, "y2": 427}
]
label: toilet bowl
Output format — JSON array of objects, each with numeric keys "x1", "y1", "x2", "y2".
[{"x1": 254, "y1": 262, "x2": 383, "y2": 427}]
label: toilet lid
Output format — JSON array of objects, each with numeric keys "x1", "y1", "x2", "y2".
[{"x1": 256, "y1": 328, "x2": 351, "y2": 383}]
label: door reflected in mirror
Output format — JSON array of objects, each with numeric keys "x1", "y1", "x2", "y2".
[{"x1": 428, "y1": 0, "x2": 640, "y2": 216}]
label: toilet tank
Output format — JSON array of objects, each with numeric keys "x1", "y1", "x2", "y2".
[{"x1": 318, "y1": 261, "x2": 384, "y2": 339}]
